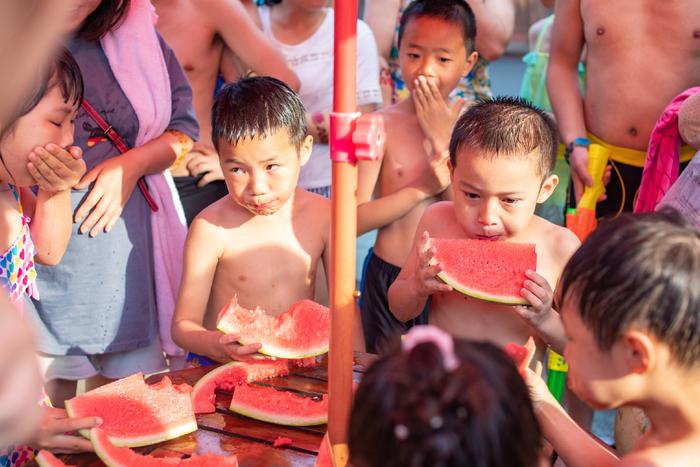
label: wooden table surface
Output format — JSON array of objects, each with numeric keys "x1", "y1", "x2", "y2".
[{"x1": 49, "y1": 353, "x2": 375, "y2": 467}]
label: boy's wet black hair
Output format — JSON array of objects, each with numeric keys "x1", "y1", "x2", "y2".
[
  {"x1": 398, "y1": 0, "x2": 477, "y2": 54},
  {"x1": 557, "y1": 209, "x2": 700, "y2": 367},
  {"x1": 211, "y1": 76, "x2": 307, "y2": 153},
  {"x1": 77, "y1": 0, "x2": 131, "y2": 42},
  {"x1": 449, "y1": 96, "x2": 558, "y2": 178},
  {"x1": 2, "y1": 48, "x2": 84, "y2": 139},
  {"x1": 349, "y1": 338, "x2": 542, "y2": 467}
]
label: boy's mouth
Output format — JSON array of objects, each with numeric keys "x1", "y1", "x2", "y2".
[{"x1": 475, "y1": 235, "x2": 503, "y2": 241}]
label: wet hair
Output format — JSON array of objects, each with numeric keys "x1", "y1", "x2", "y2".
[
  {"x1": 398, "y1": 0, "x2": 477, "y2": 54},
  {"x1": 349, "y1": 339, "x2": 542, "y2": 467},
  {"x1": 557, "y1": 209, "x2": 700, "y2": 367},
  {"x1": 77, "y1": 0, "x2": 131, "y2": 42},
  {"x1": 211, "y1": 76, "x2": 307, "y2": 153},
  {"x1": 1, "y1": 48, "x2": 84, "y2": 140},
  {"x1": 449, "y1": 96, "x2": 558, "y2": 178}
]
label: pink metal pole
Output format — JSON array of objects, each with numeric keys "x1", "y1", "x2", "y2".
[{"x1": 327, "y1": 0, "x2": 358, "y2": 464}]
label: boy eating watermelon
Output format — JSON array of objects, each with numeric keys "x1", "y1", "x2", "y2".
[
  {"x1": 172, "y1": 77, "x2": 331, "y2": 363},
  {"x1": 388, "y1": 97, "x2": 580, "y2": 361},
  {"x1": 528, "y1": 210, "x2": 700, "y2": 466}
]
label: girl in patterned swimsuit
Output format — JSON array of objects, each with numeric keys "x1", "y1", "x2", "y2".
[{"x1": 0, "y1": 50, "x2": 101, "y2": 467}]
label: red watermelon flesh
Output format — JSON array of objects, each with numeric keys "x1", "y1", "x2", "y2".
[
  {"x1": 35, "y1": 450, "x2": 76, "y2": 467},
  {"x1": 432, "y1": 238, "x2": 536, "y2": 305},
  {"x1": 314, "y1": 433, "x2": 333, "y2": 467},
  {"x1": 229, "y1": 383, "x2": 328, "y2": 426},
  {"x1": 503, "y1": 336, "x2": 537, "y2": 376},
  {"x1": 191, "y1": 359, "x2": 289, "y2": 414},
  {"x1": 217, "y1": 297, "x2": 330, "y2": 359},
  {"x1": 90, "y1": 428, "x2": 238, "y2": 467},
  {"x1": 65, "y1": 373, "x2": 197, "y2": 447}
]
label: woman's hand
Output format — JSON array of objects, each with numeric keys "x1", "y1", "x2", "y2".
[{"x1": 73, "y1": 154, "x2": 140, "y2": 237}]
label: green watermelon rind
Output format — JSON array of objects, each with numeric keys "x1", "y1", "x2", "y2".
[
  {"x1": 217, "y1": 322, "x2": 329, "y2": 359},
  {"x1": 436, "y1": 270, "x2": 529, "y2": 306},
  {"x1": 229, "y1": 398, "x2": 328, "y2": 426}
]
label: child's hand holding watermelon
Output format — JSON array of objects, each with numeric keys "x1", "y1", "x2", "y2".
[
  {"x1": 214, "y1": 332, "x2": 262, "y2": 361},
  {"x1": 30, "y1": 406, "x2": 101, "y2": 454},
  {"x1": 412, "y1": 231, "x2": 454, "y2": 297},
  {"x1": 514, "y1": 270, "x2": 567, "y2": 354}
]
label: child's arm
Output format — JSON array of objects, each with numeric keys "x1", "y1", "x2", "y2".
[
  {"x1": 204, "y1": 0, "x2": 300, "y2": 91},
  {"x1": 527, "y1": 369, "x2": 621, "y2": 467},
  {"x1": 388, "y1": 220, "x2": 452, "y2": 321},
  {"x1": 467, "y1": 0, "x2": 515, "y2": 61},
  {"x1": 547, "y1": 0, "x2": 591, "y2": 199},
  {"x1": 25, "y1": 144, "x2": 86, "y2": 265},
  {"x1": 172, "y1": 216, "x2": 261, "y2": 361}
]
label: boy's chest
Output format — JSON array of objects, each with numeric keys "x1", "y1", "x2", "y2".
[{"x1": 379, "y1": 118, "x2": 431, "y2": 192}]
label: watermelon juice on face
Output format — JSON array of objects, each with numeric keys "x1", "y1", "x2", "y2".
[{"x1": 387, "y1": 97, "x2": 579, "y2": 362}]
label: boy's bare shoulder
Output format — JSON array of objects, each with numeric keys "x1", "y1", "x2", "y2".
[
  {"x1": 422, "y1": 201, "x2": 457, "y2": 227},
  {"x1": 293, "y1": 189, "x2": 331, "y2": 219},
  {"x1": 191, "y1": 195, "x2": 248, "y2": 230},
  {"x1": 532, "y1": 216, "x2": 581, "y2": 257}
]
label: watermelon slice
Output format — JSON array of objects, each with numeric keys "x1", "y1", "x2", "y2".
[
  {"x1": 314, "y1": 433, "x2": 333, "y2": 467},
  {"x1": 90, "y1": 428, "x2": 238, "y2": 467},
  {"x1": 432, "y1": 238, "x2": 537, "y2": 305},
  {"x1": 229, "y1": 383, "x2": 328, "y2": 426},
  {"x1": 191, "y1": 359, "x2": 289, "y2": 414},
  {"x1": 217, "y1": 297, "x2": 330, "y2": 359},
  {"x1": 35, "y1": 450, "x2": 76, "y2": 467},
  {"x1": 503, "y1": 336, "x2": 537, "y2": 376},
  {"x1": 65, "y1": 373, "x2": 197, "y2": 447}
]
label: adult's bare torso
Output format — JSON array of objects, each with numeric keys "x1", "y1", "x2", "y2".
[
  {"x1": 373, "y1": 104, "x2": 440, "y2": 268},
  {"x1": 155, "y1": 0, "x2": 223, "y2": 148},
  {"x1": 581, "y1": 0, "x2": 700, "y2": 149}
]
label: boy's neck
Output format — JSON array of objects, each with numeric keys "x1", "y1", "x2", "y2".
[{"x1": 639, "y1": 371, "x2": 700, "y2": 446}]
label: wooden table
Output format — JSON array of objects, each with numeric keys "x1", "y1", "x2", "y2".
[{"x1": 52, "y1": 353, "x2": 375, "y2": 467}]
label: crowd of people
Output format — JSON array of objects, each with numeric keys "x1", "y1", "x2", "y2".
[{"x1": 0, "y1": 0, "x2": 699, "y2": 466}]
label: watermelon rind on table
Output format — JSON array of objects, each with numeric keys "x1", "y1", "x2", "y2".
[
  {"x1": 90, "y1": 428, "x2": 239, "y2": 467},
  {"x1": 65, "y1": 373, "x2": 198, "y2": 448},
  {"x1": 191, "y1": 358, "x2": 290, "y2": 414},
  {"x1": 217, "y1": 297, "x2": 330, "y2": 359},
  {"x1": 35, "y1": 450, "x2": 76, "y2": 467},
  {"x1": 431, "y1": 238, "x2": 537, "y2": 306},
  {"x1": 229, "y1": 383, "x2": 328, "y2": 426}
]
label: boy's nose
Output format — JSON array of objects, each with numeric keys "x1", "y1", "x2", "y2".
[
  {"x1": 249, "y1": 174, "x2": 269, "y2": 196},
  {"x1": 477, "y1": 202, "x2": 499, "y2": 226},
  {"x1": 418, "y1": 59, "x2": 435, "y2": 78}
]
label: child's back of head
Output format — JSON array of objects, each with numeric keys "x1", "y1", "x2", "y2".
[
  {"x1": 211, "y1": 76, "x2": 307, "y2": 154},
  {"x1": 449, "y1": 96, "x2": 558, "y2": 179},
  {"x1": 559, "y1": 209, "x2": 700, "y2": 367},
  {"x1": 349, "y1": 325, "x2": 542, "y2": 467}
]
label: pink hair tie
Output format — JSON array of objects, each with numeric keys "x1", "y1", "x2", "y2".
[{"x1": 402, "y1": 325, "x2": 459, "y2": 371}]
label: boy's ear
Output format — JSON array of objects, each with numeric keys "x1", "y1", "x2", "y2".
[
  {"x1": 462, "y1": 51, "x2": 479, "y2": 77},
  {"x1": 299, "y1": 135, "x2": 313, "y2": 166},
  {"x1": 536, "y1": 174, "x2": 559, "y2": 204},
  {"x1": 620, "y1": 330, "x2": 655, "y2": 375}
]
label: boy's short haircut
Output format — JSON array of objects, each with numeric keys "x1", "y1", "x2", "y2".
[
  {"x1": 558, "y1": 209, "x2": 700, "y2": 367},
  {"x1": 398, "y1": 0, "x2": 477, "y2": 54},
  {"x1": 211, "y1": 76, "x2": 307, "y2": 153},
  {"x1": 449, "y1": 96, "x2": 558, "y2": 178}
]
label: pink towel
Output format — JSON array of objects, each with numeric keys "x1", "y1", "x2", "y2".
[
  {"x1": 635, "y1": 87, "x2": 700, "y2": 213},
  {"x1": 101, "y1": 0, "x2": 187, "y2": 357}
]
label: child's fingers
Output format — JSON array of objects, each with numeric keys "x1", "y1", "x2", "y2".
[
  {"x1": 425, "y1": 78, "x2": 443, "y2": 103},
  {"x1": 425, "y1": 277, "x2": 452, "y2": 293},
  {"x1": 524, "y1": 270, "x2": 549, "y2": 287},
  {"x1": 29, "y1": 152, "x2": 64, "y2": 184},
  {"x1": 235, "y1": 343, "x2": 262, "y2": 356},
  {"x1": 67, "y1": 145, "x2": 83, "y2": 159},
  {"x1": 27, "y1": 162, "x2": 50, "y2": 187},
  {"x1": 520, "y1": 288, "x2": 543, "y2": 309},
  {"x1": 523, "y1": 279, "x2": 547, "y2": 300},
  {"x1": 50, "y1": 416, "x2": 102, "y2": 433},
  {"x1": 413, "y1": 79, "x2": 429, "y2": 109},
  {"x1": 219, "y1": 333, "x2": 241, "y2": 345}
]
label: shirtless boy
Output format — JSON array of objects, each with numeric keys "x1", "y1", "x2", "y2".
[
  {"x1": 388, "y1": 98, "x2": 580, "y2": 362},
  {"x1": 528, "y1": 210, "x2": 700, "y2": 467},
  {"x1": 357, "y1": 0, "x2": 478, "y2": 353},
  {"x1": 172, "y1": 77, "x2": 329, "y2": 362},
  {"x1": 153, "y1": 0, "x2": 299, "y2": 223},
  {"x1": 548, "y1": 0, "x2": 700, "y2": 215}
]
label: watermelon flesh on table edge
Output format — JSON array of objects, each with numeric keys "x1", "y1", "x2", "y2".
[
  {"x1": 35, "y1": 450, "x2": 76, "y2": 467},
  {"x1": 432, "y1": 238, "x2": 536, "y2": 306},
  {"x1": 90, "y1": 428, "x2": 238, "y2": 467},
  {"x1": 229, "y1": 383, "x2": 328, "y2": 426},
  {"x1": 314, "y1": 433, "x2": 333, "y2": 467},
  {"x1": 503, "y1": 336, "x2": 537, "y2": 376},
  {"x1": 191, "y1": 359, "x2": 289, "y2": 414},
  {"x1": 65, "y1": 374, "x2": 198, "y2": 448},
  {"x1": 217, "y1": 297, "x2": 330, "y2": 359}
]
